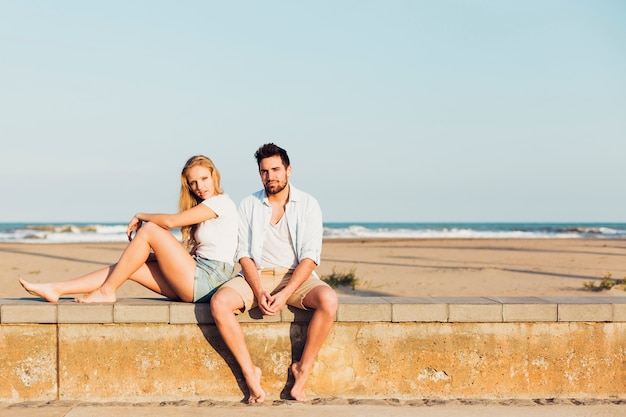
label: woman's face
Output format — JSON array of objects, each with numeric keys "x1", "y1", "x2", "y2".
[{"x1": 186, "y1": 165, "x2": 215, "y2": 200}]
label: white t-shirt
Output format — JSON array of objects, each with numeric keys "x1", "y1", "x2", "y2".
[
  {"x1": 193, "y1": 194, "x2": 238, "y2": 265},
  {"x1": 260, "y1": 214, "x2": 298, "y2": 269}
]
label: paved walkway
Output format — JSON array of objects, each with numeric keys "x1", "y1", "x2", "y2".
[{"x1": 1, "y1": 398, "x2": 624, "y2": 417}]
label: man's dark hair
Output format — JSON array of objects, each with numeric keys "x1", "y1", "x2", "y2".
[{"x1": 254, "y1": 143, "x2": 290, "y2": 168}]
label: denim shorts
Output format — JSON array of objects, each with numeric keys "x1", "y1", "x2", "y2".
[{"x1": 193, "y1": 256, "x2": 234, "y2": 303}]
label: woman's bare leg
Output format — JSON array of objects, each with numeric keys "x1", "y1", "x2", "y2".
[
  {"x1": 19, "y1": 223, "x2": 196, "y2": 303},
  {"x1": 76, "y1": 222, "x2": 196, "y2": 303},
  {"x1": 124, "y1": 259, "x2": 181, "y2": 300},
  {"x1": 20, "y1": 259, "x2": 184, "y2": 303},
  {"x1": 19, "y1": 266, "x2": 112, "y2": 302}
]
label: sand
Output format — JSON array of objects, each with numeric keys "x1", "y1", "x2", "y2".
[
  {"x1": 1, "y1": 398, "x2": 625, "y2": 417},
  {"x1": 2, "y1": 238, "x2": 626, "y2": 299}
]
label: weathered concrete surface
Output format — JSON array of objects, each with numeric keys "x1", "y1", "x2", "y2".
[
  {"x1": 331, "y1": 322, "x2": 626, "y2": 399},
  {"x1": 0, "y1": 325, "x2": 57, "y2": 402},
  {"x1": 1, "y1": 297, "x2": 625, "y2": 402},
  {"x1": 3, "y1": 321, "x2": 624, "y2": 402}
]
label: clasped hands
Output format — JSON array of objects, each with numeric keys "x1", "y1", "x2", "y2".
[{"x1": 258, "y1": 290, "x2": 288, "y2": 316}]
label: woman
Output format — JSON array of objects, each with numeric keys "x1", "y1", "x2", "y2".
[{"x1": 19, "y1": 155, "x2": 237, "y2": 304}]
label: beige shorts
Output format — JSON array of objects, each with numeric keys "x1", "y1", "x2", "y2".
[{"x1": 221, "y1": 267, "x2": 331, "y2": 313}]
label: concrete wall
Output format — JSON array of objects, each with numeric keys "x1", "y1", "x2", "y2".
[{"x1": 1, "y1": 296, "x2": 625, "y2": 403}]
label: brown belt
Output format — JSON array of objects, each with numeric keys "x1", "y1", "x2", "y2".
[{"x1": 260, "y1": 267, "x2": 294, "y2": 275}]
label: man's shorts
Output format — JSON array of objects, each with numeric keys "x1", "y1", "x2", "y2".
[
  {"x1": 193, "y1": 256, "x2": 234, "y2": 303},
  {"x1": 220, "y1": 267, "x2": 331, "y2": 313}
]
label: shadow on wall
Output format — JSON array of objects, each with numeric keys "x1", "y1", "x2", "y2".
[{"x1": 194, "y1": 304, "x2": 310, "y2": 402}]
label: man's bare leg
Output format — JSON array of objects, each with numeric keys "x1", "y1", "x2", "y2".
[
  {"x1": 291, "y1": 286, "x2": 338, "y2": 401},
  {"x1": 211, "y1": 287, "x2": 266, "y2": 403}
]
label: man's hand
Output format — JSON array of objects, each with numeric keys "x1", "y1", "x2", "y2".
[{"x1": 259, "y1": 290, "x2": 288, "y2": 316}]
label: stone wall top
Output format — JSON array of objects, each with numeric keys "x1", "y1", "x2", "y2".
[{"x1": 2, "y1": 296, "x2": 626, "y2": 324}]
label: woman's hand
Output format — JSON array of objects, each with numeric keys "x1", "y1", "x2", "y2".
[{"x1": 126, "y1": 215, "x2": 143, "y2": 241}]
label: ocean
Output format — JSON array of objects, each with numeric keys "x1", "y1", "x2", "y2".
[{"x1": 0, "y1": 222, "x2": 625, "y2": 243}]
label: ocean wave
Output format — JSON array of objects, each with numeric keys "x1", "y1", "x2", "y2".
[
  {"x1": 559, "y1": 227, "x2": 619, "y2": 235},
  {"x1": 322, "y1": 223, "x2": 626, "y2": 239},
  {"x1": 25, "y1": 224, "x2": 100, "y2": 233},
  {"x1": 322, "y1": 227, "x2": 573, "y2": 239},
  {"x1": 1, "y1": 222, "x2": 624, "y2": 243},
  {"x1": 0, "y1": 223, "x2": 180, "y2": 243}
]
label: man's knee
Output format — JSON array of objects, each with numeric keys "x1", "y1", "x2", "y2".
[
  {"x1": 211, "y1": 287, "x2": 243, "y2": 316},
  {"x1": 210, "y1": 288, "x2": 227, "y2": 314},
  {"x1": 306, "y1": 286, "x2": 338, "y2": 313},
  {"x1": 320, "y1": 287, "x2": 338, "y2": 313}
]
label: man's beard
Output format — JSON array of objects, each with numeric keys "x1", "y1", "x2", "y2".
[{"x1": 264, "y1": 180, "x2": 287, "y2": 195}]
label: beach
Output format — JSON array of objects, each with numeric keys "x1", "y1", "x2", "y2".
[
  {"x1": 2, "y1": 238, "x2": 625, "y2": 416},
  {"x1": 2, "y1": 238, "x2": 626, "y2": 299}
]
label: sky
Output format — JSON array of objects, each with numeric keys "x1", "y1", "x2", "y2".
[{"x1": 1, "y1": 0, "x2": 625, "y2": 223}]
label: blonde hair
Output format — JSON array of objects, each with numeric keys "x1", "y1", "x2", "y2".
[{"x1": 178, "y1": 155, "x2": 224, "y2": 250}]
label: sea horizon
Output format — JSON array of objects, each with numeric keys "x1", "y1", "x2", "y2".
[{"x1": 1, "y1": 221, "x2": 625, "y2": 243}]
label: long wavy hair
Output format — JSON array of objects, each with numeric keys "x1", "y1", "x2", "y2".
[{"x1": 178, "y1": 155, "x2": 224, "y2": 250}]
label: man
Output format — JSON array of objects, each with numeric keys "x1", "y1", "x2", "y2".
[{"x1": 211, "y1": 143, "x2": 338, "y2": 403}]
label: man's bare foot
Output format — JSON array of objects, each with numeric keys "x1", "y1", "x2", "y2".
[
  {"x1": 75, "y1": 288, "x2": 116, "y2": 303},
  {"x1": 245, "y1": 366, "x2": 265, "y2": 404},
  {"x1": 290, "y1": 362, "x2": 309, "y2": 402},
  {"x1": 19, "y1": 278, "x2": 61, "y2": 303}
]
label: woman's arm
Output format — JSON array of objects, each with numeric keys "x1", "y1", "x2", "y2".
[{"x1": 127, "y1": 204, "x2": 217, "y2": 240}]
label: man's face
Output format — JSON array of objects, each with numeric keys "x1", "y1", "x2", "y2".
[{"x1": 259, "y1": 155, "x2": 291, "y2": 195}]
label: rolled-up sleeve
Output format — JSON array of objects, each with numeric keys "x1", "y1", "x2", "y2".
[
  {"x1": 236, "y1": 191, "x2": 268, "y2": 263},
  {"x1": 297, "y1": 198, "x2": 323, "y2": 265},
  {"x1": 286, "y1": 186, "x2": 323, "y2": 266},
  {"x1": 236, "y1": 201, "x2": 253, "y2": 261}
]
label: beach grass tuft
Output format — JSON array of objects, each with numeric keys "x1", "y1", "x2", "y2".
[
  {"x1": 322, "y1": 268, "x2": 359, "y2": 290},
  {"x1": 583, "y1": 273, "x2": 626, "y2": 291}
]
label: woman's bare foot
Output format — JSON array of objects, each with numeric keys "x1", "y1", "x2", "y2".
[
  {"x1": 245, "y1": 366, "x2": 266, "y2": 404},
  {"x1": 75, "y1": 288, "x2": 116, "y2": 303},
  {"x1": 290, "y1": 362, "x2": 309, "y2": 402},
  {"x1": 19, "y1": 277, "x2": 61, "y2": 303}
]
